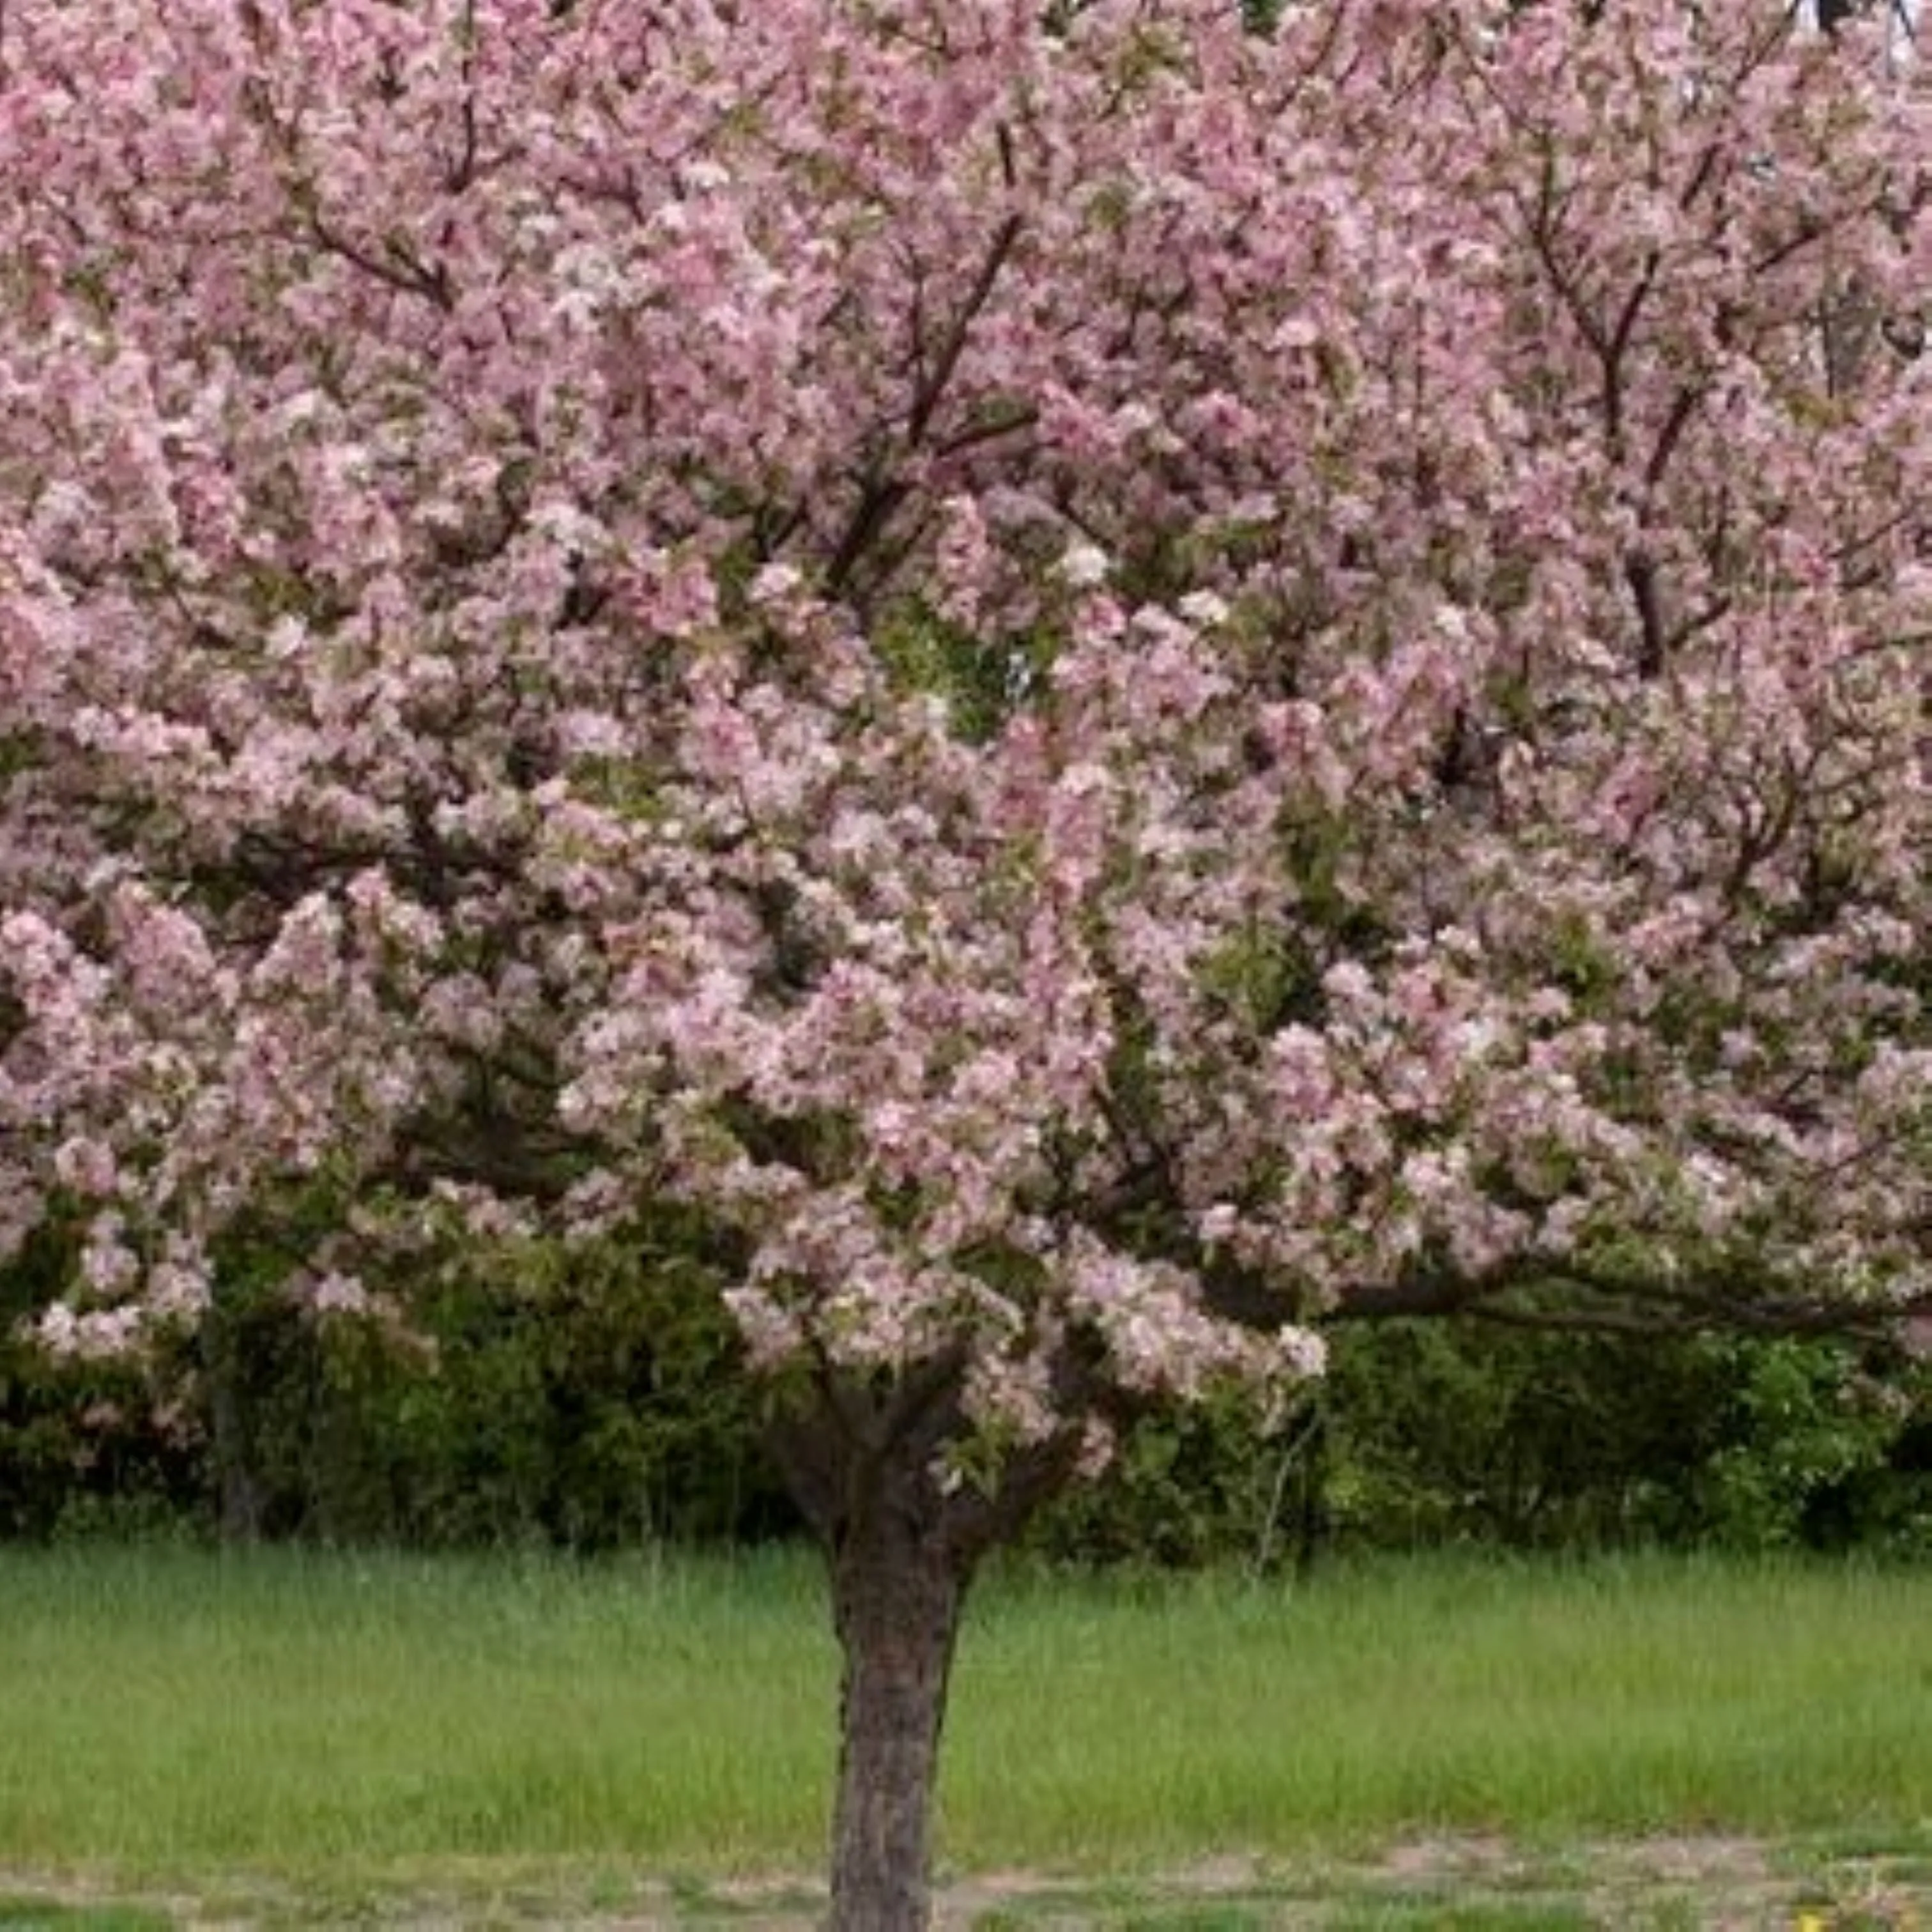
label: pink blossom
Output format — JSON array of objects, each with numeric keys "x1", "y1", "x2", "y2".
[{"x1": 0, "y1": 0, "x2": 1926, "y2": 1663}]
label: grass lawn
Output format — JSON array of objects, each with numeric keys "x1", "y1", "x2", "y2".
[{"x1": 0, "y1": 1545, "x2": 1927, "y2": 1924}]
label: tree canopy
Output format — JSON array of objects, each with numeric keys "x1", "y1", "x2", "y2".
[{"x1": 5, "y1": 0, "x2": 1932, "y2": 1922}]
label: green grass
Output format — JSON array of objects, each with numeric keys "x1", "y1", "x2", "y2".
[
  {"x1": 946, "y1": 1555, "x2": 1932, "y2": 1865},
  {"x1": 0, "y1": 1906, "x2": 172, "y2": 1931},
  {"x1": 0, "y1": 1545, "x2": 1926, "y2": 1899},
  {"x1": 0, "y1": 1545, "x2": 830, "y2": 1872}
]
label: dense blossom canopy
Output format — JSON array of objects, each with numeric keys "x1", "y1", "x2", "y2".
[{"x1": 4, "y1": 0, "x2": 1932, "y2": 1465}]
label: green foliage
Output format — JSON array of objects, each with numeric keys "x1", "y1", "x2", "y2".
[
  {"x1": 873, "y1": 601, "x2": 1046, "y2": 744},
  {"x1": 0, "y1": 1215, "x2": 797, "y2": 1552},
  {"x1": 0, "y1": 1222, "x2": 203, "y2": 1543},
  {"x1": 1031, "y1": 1321, "x2": 1932, "y2": 1567},
  {"x1": 1321, "y1": 1322, "x2": 1931, "y2": 1558},
  {"x1": 1319, "y1": 1320, "x2": 1715, "y2": 1552},
  {"x1": 1678, "y1": 1337, "x2": 1932, "y2": 1554},
  {"x1": 243, "y1": 1227, "x2": 797, "y2": 1550},
  {"x1": 5, "y1": 1206, "x2": 1929, "y2": 1563},
  {"x1": 1029, "y1": 1386, "x2": 1326, "y2": 1571}
]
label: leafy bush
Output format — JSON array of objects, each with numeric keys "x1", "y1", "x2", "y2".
[
  {"x1": 234, "y1": 1223, "x2": 799, "y2": 1551},
  {"x1": 1677, "y1": 1335, "x2": 1932, "y2": 1554},
  {"x1": 1, "y1": 1215, "x2": 798, "y2": 1551},
  {"x1": 0, "y1": 1222, "x2": 204, "y2": 1542},
  {"x1": 6, "y1": 1218, "x2": 1927, "y2": 1563},
  {"x1": 1028, "y1": 1384, "x2": 1327, "y2": 1572},
  {"x1": 1030, "y1": 1320, "x2": 1932, "y2": 1565}
]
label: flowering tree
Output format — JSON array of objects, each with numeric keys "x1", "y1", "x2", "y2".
[{"x1": 5, "y1": 0, "x2": 1932, "y2": 1922}]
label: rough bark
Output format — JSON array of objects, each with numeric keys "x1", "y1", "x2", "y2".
[
  {"x1": 769, "y1": 1363, "x2": 1091, "y2": 1931},
  {"x1": 825, "y1": 1494, "x2": 969, "y2": 1932}
]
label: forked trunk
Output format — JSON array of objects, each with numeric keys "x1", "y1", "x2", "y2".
[
  {"x1": 826, "y1": 1505, "x2": 970, "y2": 1932},
  {"x1": 772, "y1": 1363, "x2": 1079, "y2": 1930}
]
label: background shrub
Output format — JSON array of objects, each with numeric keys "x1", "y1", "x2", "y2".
[{"x1": 4, "y1": 1224, "x2": 1927, "y2": 1561}]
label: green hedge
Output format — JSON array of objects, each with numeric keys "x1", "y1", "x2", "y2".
[
  {"x1": 5, "y1": 1229, "x2": 1928, "y2": 1560},
  {"x1": 1035, "y1": 1320, "x2": 1932, "y2": 1566}
]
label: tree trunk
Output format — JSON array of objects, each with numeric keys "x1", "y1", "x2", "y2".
[
  {"x1": 826, "y1": 1502, "x2": 970, "y2": 1932},
  {"x1": 768, "y1": 1361, "x2": 1084, "y2": 1931},
  {"x1": 203, "y1": 1320, "x2": 268, "y2": 1544}
]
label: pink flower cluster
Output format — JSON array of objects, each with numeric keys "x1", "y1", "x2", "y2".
[{"x1": 4, "y1": 0, "x2": 1931, "y2": 1468}]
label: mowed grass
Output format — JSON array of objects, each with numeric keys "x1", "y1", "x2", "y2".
[{"x1": 0, "y1": 1546, "x2": 1928, "y2": 1882}]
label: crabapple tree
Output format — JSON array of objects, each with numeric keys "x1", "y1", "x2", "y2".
[{"x1": 5, "y1": 0, "x2": 1932, "y2": 1923}]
